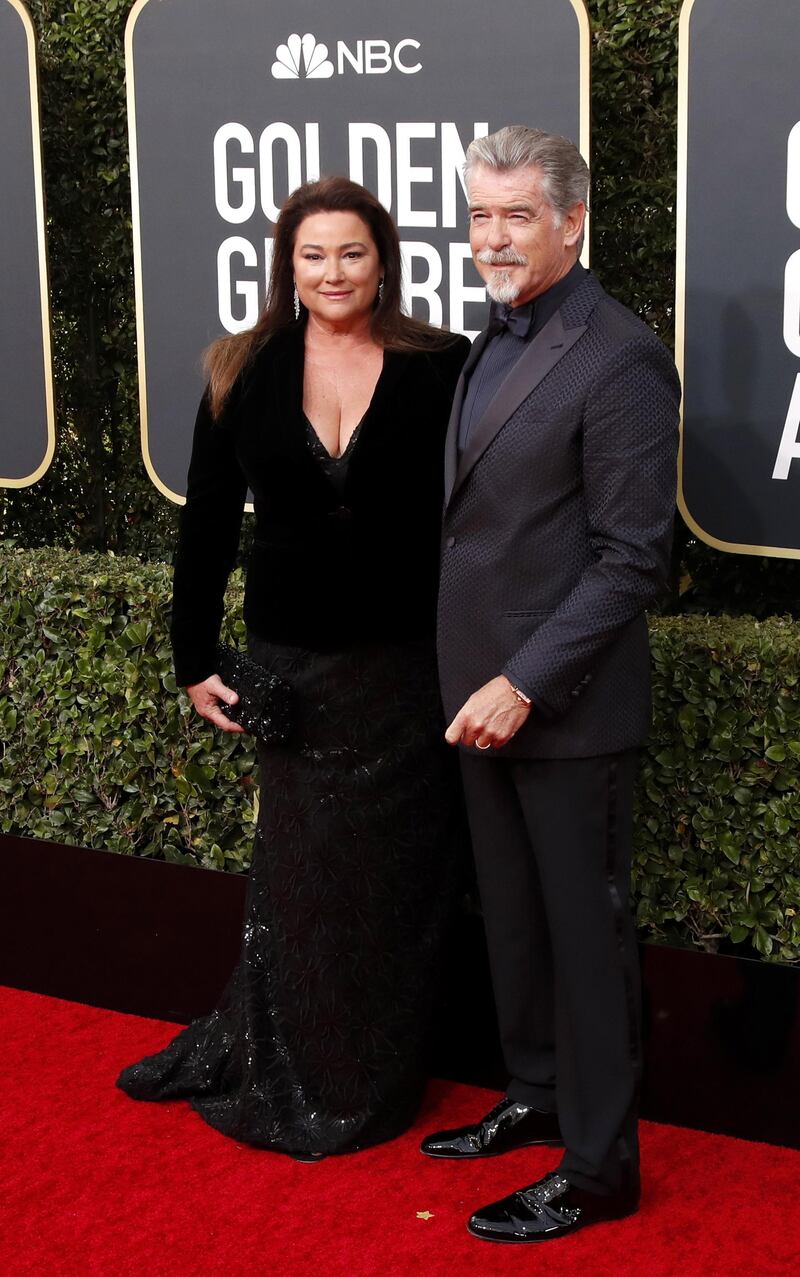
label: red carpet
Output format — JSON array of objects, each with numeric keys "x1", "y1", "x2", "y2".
[{"x1": 2, "y1": 986, "x2": 798, "y2": 1277}]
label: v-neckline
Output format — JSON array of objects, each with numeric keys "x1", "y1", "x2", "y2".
[
  {"x1": 302, "y1": 411, "x2": 366, "y2": 463},
  {"x1": 300, "y1": 350, "x2": 386, "y2": 462}
]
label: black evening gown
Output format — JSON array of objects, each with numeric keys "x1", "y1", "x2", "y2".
[{"x1": 117, "y1": 368, "x2": 468, "y2": 1157}]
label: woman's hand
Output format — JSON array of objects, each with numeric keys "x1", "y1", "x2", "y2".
[{"x1": 186, "y1": 674, "x2": 246, "y2": 733}]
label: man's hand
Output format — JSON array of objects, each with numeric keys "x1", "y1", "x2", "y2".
[
  {"x1": 445, "y1": 675, "x2": 532, "y2": 749},
  {"x1": 186, "y1": 673, "x2": 246, "y2": 733}
]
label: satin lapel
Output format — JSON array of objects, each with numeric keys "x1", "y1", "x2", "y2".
[
  {"x1": 443, "y1": 328, "x2": 492, "y2": 506},
  {"x1": 447, "y1": 309, "x2": 587, "y2": 508}
]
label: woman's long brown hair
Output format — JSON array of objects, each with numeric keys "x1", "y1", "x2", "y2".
[{"x1": 204, "y1": 175, "x2": 460, "y2": 418}]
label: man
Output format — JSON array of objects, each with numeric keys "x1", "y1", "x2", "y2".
[{"x1": 425, "y1": 126, "x2": 680, "y2": 1243}]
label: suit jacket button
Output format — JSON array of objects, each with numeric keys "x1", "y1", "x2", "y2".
[{"x1": 445, "y1": 535, "x2": 456, "y2": 548}]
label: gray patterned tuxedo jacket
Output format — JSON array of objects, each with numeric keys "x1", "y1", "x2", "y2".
[{"x1": 437, "y1": 270, "x2": 681, "y2": 760}]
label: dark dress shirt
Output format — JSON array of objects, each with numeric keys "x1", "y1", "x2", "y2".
[{"x1": 458, "y1": 261, "x2": 586, "y2": 453}]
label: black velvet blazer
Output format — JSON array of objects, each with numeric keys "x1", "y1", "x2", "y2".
[{"x1": 170, "y1": 322, "x2": 470, "y2": 686}]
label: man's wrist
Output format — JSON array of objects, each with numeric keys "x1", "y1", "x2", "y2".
[{"x1": 502, "y1": 675, "x2": 532, "y2": 707}]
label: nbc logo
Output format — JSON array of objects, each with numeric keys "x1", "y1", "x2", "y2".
[
  {"x1": 271, "y1": 32, "x2": 334, "y2": 79},
  {"x1": 270, "y1": 32, "x2": 422, "y2": 79}
]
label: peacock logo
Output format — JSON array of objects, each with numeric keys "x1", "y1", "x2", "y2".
[{"x1": 271, "y1": 33, "x2": 334, "y2": 79}]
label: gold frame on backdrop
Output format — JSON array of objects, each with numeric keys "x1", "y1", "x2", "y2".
[
  {"x1": 125, "y1": 0, "x2": 176, "y2": 502},
  {"x1": 675, "y1": 0, "x2": 800, "y2": 559},
  {"x1": 126, "y1": 0, "x2": 592, "y2": 505},
  {"x1": 571, "y1": 0, "x2": 591, "y2": 265},
  {"x1": 1, "y1": 0, "x2": 55, "y2": 489}
]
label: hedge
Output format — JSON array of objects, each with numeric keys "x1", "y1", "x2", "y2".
[
  {"x1": 2, "y1": 546, "x2": 799, "y2": 964},
  {"x1": 637, "y1": 616, "x2": 800, "y2": 963},
  {"x1": 0, "y1": 545, "x2": 255, "y2": 873}
]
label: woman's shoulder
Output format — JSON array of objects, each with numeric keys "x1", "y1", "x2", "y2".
[
  {"x1": 432, "y1": 331, "x2": 471, "y2": 359},
  {"x1": 234, "y1": 321, "x2": 304, "y2": 401},
  {"x1": 246, "y1": 320, "x2": 303, "y2": 372},
  {"x1": 394, "y1": 328, "x2": 468, "y2": 359},
  {"x1": 411, "y1": 332, "x2": 471, "y2": 389}
]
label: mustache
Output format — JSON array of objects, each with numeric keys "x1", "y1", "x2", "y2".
[{"x1": 477, "y1": 247, "x2": 528, "y2": 267}]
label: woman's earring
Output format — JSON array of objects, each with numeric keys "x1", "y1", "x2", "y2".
[
  {"x1": 377, "y1": 278, "x2": 384, "y2": 303},
  {"x1": 293, "y1": 285, "x2": 300, "y2": 320}
]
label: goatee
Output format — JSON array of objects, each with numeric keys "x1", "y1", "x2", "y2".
[
  {"x1": 485, "y1": 272, "x2": 522, "y2": 305},
  {"x1": 477, "y1": 247, "x2": 528, "y2": 306}
]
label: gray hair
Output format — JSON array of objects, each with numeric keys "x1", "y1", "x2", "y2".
[{"x1": 464, "y1": 125, "x2": 590, "y2": 224}]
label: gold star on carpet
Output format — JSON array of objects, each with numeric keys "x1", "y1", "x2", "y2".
[{"x1": 416, "y1": 1211, "x2": 435, "y2": 1221}]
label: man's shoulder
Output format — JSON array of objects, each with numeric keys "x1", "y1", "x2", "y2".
[
  {"x1": 559, "y1": 275, "x2": 679, "y2": 405},
  {"x1": 578, "y1": 276, "x2": 669, "y2": 355}
]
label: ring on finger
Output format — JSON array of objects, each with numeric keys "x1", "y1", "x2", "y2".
[{"x1": 476, "y1": 740, "x2": 492, "y2": 750}]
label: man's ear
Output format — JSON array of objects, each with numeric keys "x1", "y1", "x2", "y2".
[{"x1": 563, "y1": 202, "x2": 586, "y2": 248}]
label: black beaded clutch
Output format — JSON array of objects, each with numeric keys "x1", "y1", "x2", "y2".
[{"x1": 215, "y1": 644, "x2": 293, "y2": 745}]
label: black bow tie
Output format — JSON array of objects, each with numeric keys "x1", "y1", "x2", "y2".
[{"x1": 488, "y1": 300, "x2": 535, "y2": 339}]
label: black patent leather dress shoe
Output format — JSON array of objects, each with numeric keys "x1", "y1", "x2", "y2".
[
  {"x1": 467, "y1": 1171, "x2": 640, "y2": 1243},
  {"x1": 420, "y1": 1097, "x2": 561, "y2": 1159}
]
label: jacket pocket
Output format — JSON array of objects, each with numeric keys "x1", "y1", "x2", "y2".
[{"x1": 502, "y1": 609, "x2": 554, "y2": 618}]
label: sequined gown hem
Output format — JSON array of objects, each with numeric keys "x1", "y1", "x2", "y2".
[{"x1": 116, "y1": 637, "x2": 460, "y2": 1157}]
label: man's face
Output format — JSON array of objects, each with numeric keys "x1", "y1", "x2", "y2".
[{"x1": 467, "y1": 164, "x2": 584, "y2": 306}]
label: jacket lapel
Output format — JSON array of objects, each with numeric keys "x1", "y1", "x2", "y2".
[
  {"x1": 446, "y1": 307, "x2": 587, "y2": 509},
  {"x1": 443, "y1": 326, "x2": 494, "y2": 506}
]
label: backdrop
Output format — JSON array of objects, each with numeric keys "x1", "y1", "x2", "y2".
[
  {"x1": 0, "y1": 0, "x2": 54, "y2": 489},
  {"x1": 677, "y1": 0, "x2": 800, "y2": 557},
  {"x1": 125, "y1": 0, "x2": 589, "y2": 501}
]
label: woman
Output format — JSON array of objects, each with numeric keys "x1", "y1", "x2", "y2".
[{"x1": 116, "y1": 177, "x2": 470, "y2": 1158}]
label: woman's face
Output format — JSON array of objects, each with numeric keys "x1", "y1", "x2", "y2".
[{"x1": 292, "y1": 210, "x2": 383, "y2": 326}]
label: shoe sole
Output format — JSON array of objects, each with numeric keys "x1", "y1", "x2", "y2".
[{"x1": 421, "y1": 1137, "x2": 563, "y2": 1160}]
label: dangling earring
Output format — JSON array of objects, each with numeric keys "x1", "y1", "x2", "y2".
[
  {"x1": 377, "y1": 278, "x2": 384, "y2": 304},
  {"x1": 293, "y1": 285, "x2": 300, "y2": 320}
]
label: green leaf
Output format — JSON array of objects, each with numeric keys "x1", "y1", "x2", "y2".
[
  {"x1": 718, "y1": 835, "x2": 741, "y2": 866},
  {"x1": 754, "y1": 927, "x2": 774, "y2": 957},
  {"x1": 678, "y1": 705, "x2": 698, "y2": 732}
]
